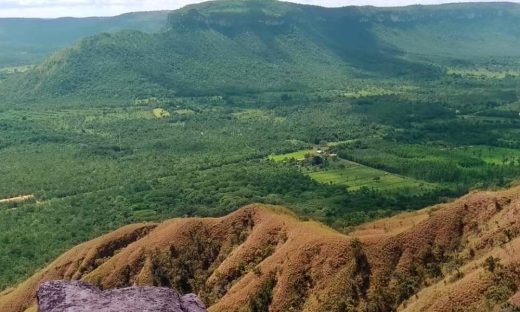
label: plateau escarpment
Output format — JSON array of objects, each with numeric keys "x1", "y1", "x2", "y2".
[{"x1": 3, "y1": 1, "x2": 520, "y2": 101}]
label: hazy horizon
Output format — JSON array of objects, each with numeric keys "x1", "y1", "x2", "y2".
[{"x1": 0, "y1": 0, "x2": 519, "y2": 18}]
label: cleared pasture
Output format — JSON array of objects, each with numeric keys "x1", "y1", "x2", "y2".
[
  {"x1": 270, "y1": 147, "x2": 435, "y2": 194},
  {"x1": 309, "y1": 163, "x2": 435, "y2": 193},
  {"x1": 458, "y1": 146, "x2": 520, "y2": 165},
  {"x1": 268, "y1": 149, "x2": 315, "y2": 162}
]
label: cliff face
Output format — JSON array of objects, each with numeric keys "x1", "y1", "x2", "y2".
[
  {"x1": 37, "y1": 281, "x2": 207, "y2": 312},
  {"x1": 3, "y1": 187, "x2": 520, "y2": 312}
]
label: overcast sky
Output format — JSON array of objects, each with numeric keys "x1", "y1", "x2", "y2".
[{"x1": 0, "y1": 0, "x2": 518, "y2": 18}]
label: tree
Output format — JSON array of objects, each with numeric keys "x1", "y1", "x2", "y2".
[
  {"x1": 310, "y1": 156, "x2": 323, "y2": 166},
  {"x1": 484, "y1": 256, "x2": 499, "y2": 272}
]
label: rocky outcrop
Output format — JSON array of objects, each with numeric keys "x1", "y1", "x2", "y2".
[{"x1": 37, "y1": 281, "x2": 207, "y2": 312}]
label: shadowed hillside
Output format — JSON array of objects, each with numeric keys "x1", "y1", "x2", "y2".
[
  {"x1": 3, "y1": 186, "x2": 520, "y2": 312},
  {"x1": 2, "y1": 1, "x2": 520, "y2": 101},
  {"x1": 0, "y1": 11, "x2": 169, "y2": 67}
]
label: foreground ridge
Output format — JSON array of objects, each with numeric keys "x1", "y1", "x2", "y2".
[{"x1": 2, "y1": 188, "x2": 520, "y2": 312}]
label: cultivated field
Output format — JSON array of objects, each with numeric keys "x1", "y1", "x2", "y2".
[
  {"x1": 270, "y1": 148, "x2": 435, "y2": 194},
  {"x1": 308, "y1": 163, "x2": 434, "y2": 193},
  {"x1": 457, "y1": 146, "x2": 520, "y2": 165},
  {"x1": 268, "y1": 149, "x2": 314, "y2": 162}
]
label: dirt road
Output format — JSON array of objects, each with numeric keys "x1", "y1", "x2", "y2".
[{"x1": 0, "y1": 195, "x2": 34, "y2": 204}]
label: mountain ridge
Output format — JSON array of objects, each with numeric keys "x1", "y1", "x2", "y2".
[
  {"x1": 2, "y1": 0, "x2": 520, "y2": 102},
  {"x1": 5, "y1": 1, "x2": 520, "y2": 102},
  {"x1": 3, "y1": 186, "x2": 520, "y2": 312},
  {"x1": 0, "y1": 11, "x2": 170, "y2": 67}
]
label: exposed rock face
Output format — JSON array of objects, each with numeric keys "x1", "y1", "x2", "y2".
[{"x1": 37, "y1": 281, "x2": 207, "y2": 312}]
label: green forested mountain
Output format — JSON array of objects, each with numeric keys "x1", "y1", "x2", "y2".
[
  {"x1": 2, "y1": 1, "x2": 520, "y2": 101},
  {"x1": 0, "y1": 11, "x2": 169, "y2": 67}
]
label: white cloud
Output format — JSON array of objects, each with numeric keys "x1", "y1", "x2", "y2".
[
  {"x1": 0, "y1": 0, "x2": 518, "y2": 18},
  {"x1": 0, "y1": 0, "x2": 206, "y2": 17}
]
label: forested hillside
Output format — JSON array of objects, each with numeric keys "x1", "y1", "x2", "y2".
[
  {"x1": 2, "y1": 1, "x2": 520, "y2": 101},
  {"x1": 0, "y1": 11, "x2": 169, "y2": 67}
]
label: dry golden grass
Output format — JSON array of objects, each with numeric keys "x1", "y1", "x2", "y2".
[
  {"x1": 351, "y1": 208, "x2": 430, "y2": 239},
  {"x1": 510, "y1": 292, "x2": 520, "y2": 308},
  {"x1": 3, "y1": 187, "x2": 520, "y2": 312},
  {"x1": 0, "y1": 224, "x2": 156, "y2": 312}
]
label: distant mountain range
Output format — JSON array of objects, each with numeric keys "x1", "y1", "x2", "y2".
[
  {"x1": 0, "y1": 11, "x2": 170, "y2": 68},
  {"x1": 1, "y1": 1, "x2": 520, "y2": 100}
]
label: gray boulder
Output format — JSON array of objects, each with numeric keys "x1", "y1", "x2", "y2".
[{"x1": 37, "y1": 281, "x2": 207, "y2": 312}]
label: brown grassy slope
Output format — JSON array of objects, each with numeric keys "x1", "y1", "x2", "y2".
[
  {"x1": 0, "y1": 224, "x2": 156, "y2": 312},
  {"x1": 2, "y1": 187, "x2": 520, "y2": 312},
  {"x1": 399, "y1": 188, "x2": 520, "y2": 312},
  {"x1": 351, "y1": 208, "x2": 430, "y2": 239}
]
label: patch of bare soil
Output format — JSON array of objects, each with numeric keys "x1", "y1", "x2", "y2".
[{"x1": 0, "y1": 195, "x2": 34, "y2": 204}]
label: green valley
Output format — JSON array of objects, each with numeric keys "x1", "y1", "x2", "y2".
[{"x1": 0, "y1": 0, "x2": 519, "y2": 299}]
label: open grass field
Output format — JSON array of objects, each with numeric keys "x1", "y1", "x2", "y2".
[
  {"x1": 153, "y1": 108, "x2": 170, "y2": 119},
  {"x1": 268, "y1": 149, "x2": 314, "y2": 162},
  {"x1": 268, "y1": 141, "x2": 353, "y2": 162},
  {"x1": 0, "y1": 65, "x2": 33, "y2": 74},
  {"x1": 308, "y1": 161, "x2": 436, "y2": 193},
  {"x1": 270, "y1": 148, "x2": 436, "y2": 194},
  {"x1": 233, "y1": 109, "x2": 286, "y2": 123},
  {"x1": 457, "y1": 146, "x2": 520, "y2": 165},
  {"x1": 342, "y1": 87, "x2": 396, "y2": 98}
]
